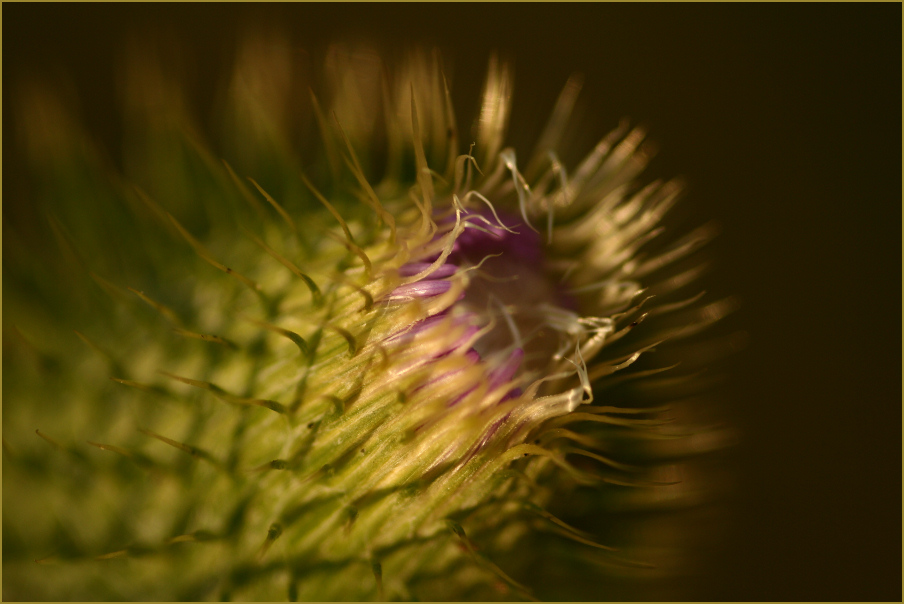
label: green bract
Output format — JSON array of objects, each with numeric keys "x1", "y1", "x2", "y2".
[{"x1": 3, "y1": 42, "x2": 734, "y2": 601}]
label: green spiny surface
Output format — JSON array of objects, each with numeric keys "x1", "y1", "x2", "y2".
[{"x1": 4, "y1": 43, "x2": 734, "y2": 601}]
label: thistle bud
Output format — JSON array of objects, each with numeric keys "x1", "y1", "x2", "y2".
[{"x1": 3, "y1": 39, "x2": 736, "y2": 601}]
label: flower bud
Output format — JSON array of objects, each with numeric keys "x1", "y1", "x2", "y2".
[{"x1": 3, "y1": 40, "x2": 735, "y2": 601}]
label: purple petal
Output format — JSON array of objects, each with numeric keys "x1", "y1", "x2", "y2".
[
  {"x1": 387, "y1": 280, "x2": 452, "y2": 301},
  {"x1": 488, "y1": 348, "x2": 524, "y2": 391},
  {"x1": 398, "y1": 263, "x2": 458, "y2": 279},
  {"x1": 448, "y1": 209, "x2": 544, "y2": 267}
]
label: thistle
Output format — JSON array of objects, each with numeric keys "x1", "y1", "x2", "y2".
[{"x1": 3, "y1": 39, "x2": 735, "y2": 601}]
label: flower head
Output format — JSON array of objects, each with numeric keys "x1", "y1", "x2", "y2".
[{"x1": 3, "y1": 39, "x2": 735, "y2": 601}]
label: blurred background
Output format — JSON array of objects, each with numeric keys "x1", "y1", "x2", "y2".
[{"x1": 4, "y1": 3, "x2": 900, "y2": 601}]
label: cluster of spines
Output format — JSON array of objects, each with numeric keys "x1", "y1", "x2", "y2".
[
  {"x1": 7, "y1": 135, "x2": 532, "y2": 601},
  {"x1": 5, "y1": 43, "x2": 735, "y2": 601}
]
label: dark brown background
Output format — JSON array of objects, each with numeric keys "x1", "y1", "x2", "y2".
[{"x1": 4, "y1": 3, "x2": 901, "y2": 601}]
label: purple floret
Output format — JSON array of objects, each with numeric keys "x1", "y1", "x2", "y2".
[
  {"x1": 447, "y1": 208, "x2": 544, "y2": 267},
  {"x1": 387, "y1": 279, "x2": 453, "y2": 301},
  {"x1": 397, "y1": 263, "x2": 458, "y2": 279}
]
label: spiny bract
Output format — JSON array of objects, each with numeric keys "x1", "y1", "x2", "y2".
[{"x1": 3, "y1": 40, "x2": 735, "y2": 601}]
